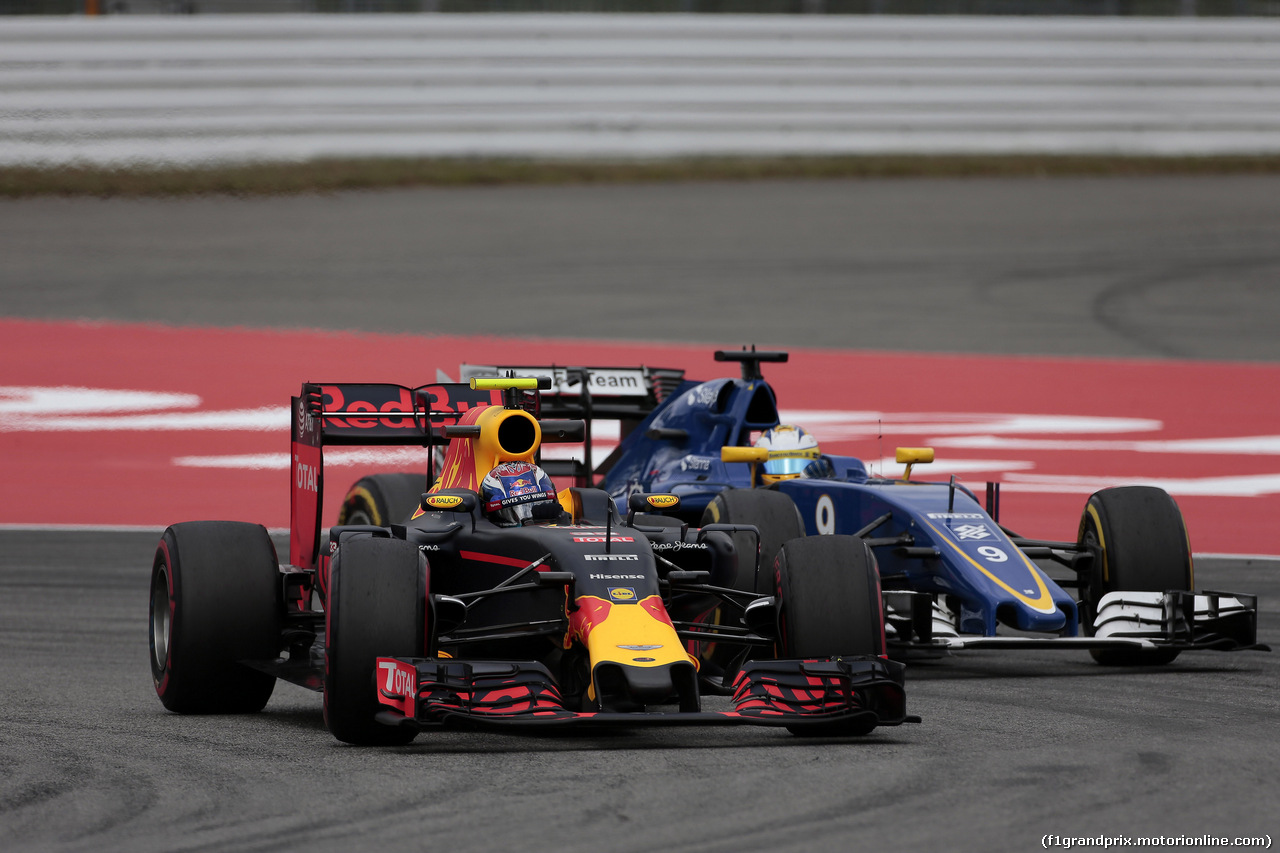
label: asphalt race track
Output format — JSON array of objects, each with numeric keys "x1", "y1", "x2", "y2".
[
  {"x1": 5, "y1": 175, "x2": 1280, "y2": 361},
  {"x1": 2, "y1": 176, "x2": 1279, "y2": 851},
  {"x1": 1, "y1": 532, "x2": 1276, "y2": 852}
]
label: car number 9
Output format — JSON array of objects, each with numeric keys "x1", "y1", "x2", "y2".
[
  {"x1": 977, "y1": 546, "x2": 1007, "y2": 562},
  {"x1": 815, "y1": 495, "x2": 835, "y2": 535}
]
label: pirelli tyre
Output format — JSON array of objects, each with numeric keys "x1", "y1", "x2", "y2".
[
  {"x1": 1077, "y1": 486, "x2": 1193, "y2": 667},
  {"x1": 149, "y1": 521, "x2": 281, "y2": 714},
  {"x1": 700, "y1": 488, "x2": 806, "y2": 595},
  {"x1": 324, "y1": 536, "x2": 426, "y2": 746},
  {"x1": 337, "y1": 473, "x2": 428, "y2": 527},
  {"x1": 774, "y1": 535, "x2": 886, "y2": 736}
]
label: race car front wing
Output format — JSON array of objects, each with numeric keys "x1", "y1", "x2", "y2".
[
  {"x1": 372, "y1": 656, "x2": 918, "y2": 731},
  {"x1": 887, "y1": 589, "x2": 1269, "y2": 653}
]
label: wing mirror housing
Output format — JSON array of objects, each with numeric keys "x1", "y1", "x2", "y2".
[
  {"x1": 895, "y1": 447, "x2": 935, "y2": 482},
  {"x1": 627, "y1": 493, "x2": 680, "y2": 526},
  {"x1": 721, "y1": 446, "x2": 769, "y2": 487},
  {"x1": 419, "y1": 492, "x2": 478, "y2": 514}
]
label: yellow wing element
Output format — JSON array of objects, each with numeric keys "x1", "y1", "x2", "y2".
[
  {"x1": 721, "y1": 446, "x2": 770, "y2": 464},
  {"x1": 470, "y1": 377, "x2": 541, "y2": 391},
  {"x1": 895, "y1": 447, "x2": 935, "y2": 482},
  {"x1": 720, "y1": 446, "x2": 769, "y2": 486}
]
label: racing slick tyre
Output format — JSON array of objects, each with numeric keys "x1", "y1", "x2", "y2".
[
  {"x1": 774, "y1": 535, "x2": 885, "y2": 736},
  {"x1": 1077, "y1": 486, "x2": 1193, "y2": 667},
  {"x1": 337, "y1": 473, "x2": 429, "y2": 527},
  {"x1": 149, "y1": 521, "x2": 281, "y2": 714},
  {"x1": 700, "y1": 488, "x2": 806, "y2": 595},
  {"x1": 324, "y1": 536, "x2": 426, "y2": 745}
]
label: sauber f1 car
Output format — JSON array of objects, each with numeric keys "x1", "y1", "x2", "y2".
[
  {"x1": 442, "y1": 349, "x2": 1268, "y2": 668},
  {"x1": 148, "y1": 376, "x2": 916, "y2": 745}
]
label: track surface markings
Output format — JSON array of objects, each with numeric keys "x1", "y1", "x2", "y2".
[{"x1": 3, "y1": 318, "x2": 1278, "y2": 554}]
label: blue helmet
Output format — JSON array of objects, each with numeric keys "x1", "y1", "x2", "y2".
[{"x1": 480, "y1": 461, "x2": 560, "y2": 526}]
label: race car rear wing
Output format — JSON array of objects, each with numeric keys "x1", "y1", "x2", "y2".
[
  {"x1": 458, "y1": 363, "x2": 685, "y2": 481},
  {"x1": 458, "y1": 363, "x2": 684, "y2": 421},
  {"x1": 289, "y1": 380, "x2": 522, "y2": 571}
]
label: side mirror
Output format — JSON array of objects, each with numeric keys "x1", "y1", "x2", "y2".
[
  {"x1": 628, "y1": 493, "x2": 680, "y2": 513},
  {"x1": 627, "y1": 493, "x2": 680, "y2": 526},
  {"x1": 539, "y1": 419, "x2": 586, "y2": 442},
  {"x1": 721, "y1": 446, "x2": 769, "y2": 464},
  {"x1": 721, "y1": 446, "x2": 769, "y2": 487},
  {"x1": 419, "y1": 492, "x2": 477, "y2": 513},
  {"x1": 895, "y1": 447, "x2": 935, "y2": 482}
]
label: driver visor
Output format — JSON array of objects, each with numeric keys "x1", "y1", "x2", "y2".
[{"x1": 763, "y1": 456, "x2": 815, "y2": 476}]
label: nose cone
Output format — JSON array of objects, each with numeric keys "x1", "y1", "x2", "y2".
[
  {"x1": 1002, "y1": 598, "x2": 1069, "y2": 633},
  {"x1": 592, "y1": 660, "x2": 700, "y2": 711}
]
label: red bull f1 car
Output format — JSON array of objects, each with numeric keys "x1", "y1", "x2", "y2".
[
  {"x1": 148, "y1": 376, "x2": 917, "y2": 745},
  {"x1": 450, "y1": 349, "x2": 1267, "y2": 668}
]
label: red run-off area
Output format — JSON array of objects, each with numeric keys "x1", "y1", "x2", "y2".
[{"x1": 2, "y1": 318, "x2": 1278, "y2": 556}]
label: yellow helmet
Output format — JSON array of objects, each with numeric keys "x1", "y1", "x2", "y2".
[{"x1": 754, "y1": 425, "x2": 820, "y2": 485}]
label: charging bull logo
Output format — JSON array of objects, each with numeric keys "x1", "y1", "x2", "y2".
[{"x1": 565, "y1": 595, "x2": 690, "y2": 673}]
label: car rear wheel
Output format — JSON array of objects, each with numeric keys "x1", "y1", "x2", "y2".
[
  {"x1": 1077, "y1": 486, "x2": 1193, "y2": 666},
  {"x1": 775, "y1": 535, "x2": 886, "y2": 736},
  {"x1": 700, "y1": 488, "x2": 806, "y2": 594},
  {"x1": 324, "y1": 536, "x2": 426, "y2": 745},
  {"x1": 337, "y1": 473, "x2": 428, "y2": 527},
  {"x1": 149, "y1": 521, "x2": 281, "y2": 713}
]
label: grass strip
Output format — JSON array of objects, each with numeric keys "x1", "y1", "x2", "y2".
[{"x1": 5, "y1": 154, "x2": 1280, "y2": 198}]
